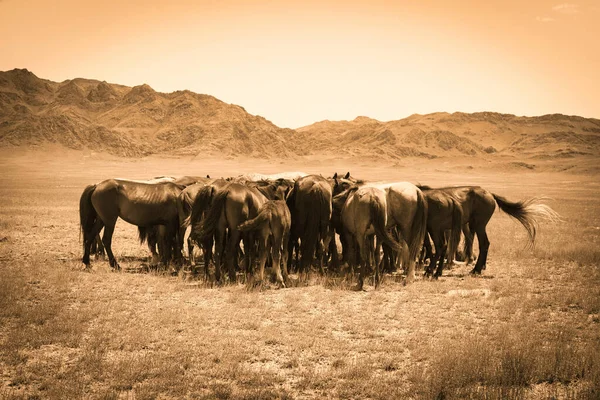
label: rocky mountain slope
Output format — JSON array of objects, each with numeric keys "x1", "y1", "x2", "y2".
[
  {"x1": 0, "y1": 69, "x2": 303, "y2": 158},
  {"x1": 1, "y1": 68, "x2": 599, "y2": 163}
]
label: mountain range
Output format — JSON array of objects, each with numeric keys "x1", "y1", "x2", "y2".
[{"x1": 1, "y1": 68, "x2": 599, "y2": 163}]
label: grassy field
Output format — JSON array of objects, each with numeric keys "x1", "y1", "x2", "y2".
[{"x1": 1, "y1": 149, "x2": 599, "y2": 399}]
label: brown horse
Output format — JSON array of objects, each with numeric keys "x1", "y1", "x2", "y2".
[
  {"x1": 238, "y1": 200, "x2": 291, "y2": 286},
  {"x1": 186, "y1": 179, "x2": 230, "y2": 275},
  {"x1": 194, "y1": 182, "x2": 268, "y2": 283},
  {"x1": 418, "y1": 185, "x2": 560, "y2": 274},
  {"x1": 286, "y1": 175, "x2": 333, "y2": 275},
  {"x1": 79, "y1": 179, "x2": 184, "y2": 270},
  {"x1": 333, "y1": 185, "x2": 403, "y2": 290},
  {"x1": 422, "y1": 189, "x2": 463, "y2": 278}
]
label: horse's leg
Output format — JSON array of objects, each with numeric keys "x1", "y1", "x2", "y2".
[
  {"x1": 423, "y1": 234, "x2": 433, "y2": 268},
  {"x1": 281, "y1": 230, "x2": 290, "y2": 284},
  {"x1": 355, "y1": 235, "x2": 368, "y2": 291},
  {"x1": 435, "y1": 233, "x2": 448, "y2": 278},
  {"x1": 272, "y1": 230, "x2": 285, "y2": 287},
  {"x1": 158, "y1": 225, "x2": 172, "y2": 267},
  {"x1": 101, "y1": 220, "x2": 120, "y2": 270},
  {"x1": 471, "y1": 225, "x2": 490, "y2": 275},
  {"x1": 463, "y1": 223, "x2": 475, "y2": 265},
  {"x1": 425, "y1": 230, "x2": 440, "y2": 278},
  {"x1": 147, "y1": 227, "x2": 160, "y2": 266},
  {"x1": 373, "y1": 235, "x2": 381, "y2": 288},
  {"x1": 256, "y1": 233, "x2": 269, "y2": 285},
  {"x1": 227, "y1": 229, "x2": 242, "y2": 283},
  {"x1": 342, "y1": 230, "x2": 355, "y2": 274},
  {"x1": 202, "y1": 237, "x2": 213, "y2": 279},
  {"x1": 328, "y1": 230, "x2": 340, "y2": 273},
  {"x1": 213, "y1": 230, "x2": 225, "y2": 283},
  {"x1": 83, "y1": 220, "x2": 104, "y2": 268}
]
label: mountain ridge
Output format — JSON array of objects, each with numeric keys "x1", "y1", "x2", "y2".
[{"x1": 1, "y1": 69, "x2": 599, "y2": 162}]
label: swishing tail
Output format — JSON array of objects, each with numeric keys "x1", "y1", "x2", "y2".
[
  {"x1": 409, "y1": 189, "x2": 428, "y2": 261},
  {"x1": 492, "y1": 193, "x2": 561, "y2": 248},
  {"x1": 238, "y1": 208, "x2": 271, "y2": 232},
  {"x1": 197, "y1": 188, "x2": 229, "y2": 241},
  {"x1": 371, "y1": 197, "x2": 403, "y2": 252},
  {"x1": 79, "y1": 184, "x2": 97, "y2": 248},
  {"x1": 447, "y1": 199, "x2": 463, "y2": 261}
]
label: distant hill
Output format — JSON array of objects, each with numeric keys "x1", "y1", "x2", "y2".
[
  {"x1": 1, "y1": 68, "x2": 599, "y2": 163},
  {"x1": 296, "y1": 112, "x2": 600, "y2": 160},
  {"x1": 0, "y1": 69, "x2": 303, "y2": 158}
]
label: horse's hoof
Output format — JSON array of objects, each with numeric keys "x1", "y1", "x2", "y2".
[
  {"x1": 470, "y1": 269, "x2": 482, "y2": 276},
  {"x1": 82, "y1": 264, "x2": 92, "y2": 272}
]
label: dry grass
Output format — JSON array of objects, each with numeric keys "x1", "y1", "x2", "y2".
[{"x1": 1, "y1": 152, "x2": 599, "y2": 399}]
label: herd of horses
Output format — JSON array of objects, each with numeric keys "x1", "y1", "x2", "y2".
[{"x1": 79, "y1": 172, "x2": 560, "y2": 290}]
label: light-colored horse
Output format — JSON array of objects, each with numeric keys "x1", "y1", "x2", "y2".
[{"x1": 364, "y1": 181, "x2": 428, "y2": 283}]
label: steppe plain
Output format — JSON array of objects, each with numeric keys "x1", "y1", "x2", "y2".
[{"x1": 1, "y1": 148, "x2": 599, "y2": 399}]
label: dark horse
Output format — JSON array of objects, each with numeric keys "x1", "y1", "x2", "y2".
[
  {"x1": 193, "y1": 182, "x2": 268, "y2": 283},
  {"x1": 286, "y1": 175, "x2": 333, "y2": 275},
  {"x1": 185, "y1": 178, "x2": 231, "y2": 275},
  {"x1": 177, "y1": 179, "x2": 220, "y2": 266},
  {"x1": 422, "y1": 189, "x2": 463, "y2": 278},
  {"x1": 79, "y1": 179, "x2": 184, "y2": 270},
  {"x1": 418, "y1": 185, "x2": 560, "y2": 274},
  {"x1": 238, "y1": 200, "x2": 292, "y2": 287}
]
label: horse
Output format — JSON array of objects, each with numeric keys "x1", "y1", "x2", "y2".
[
  {"x1": 173, "y1": 175, "x2": 211, "y2": 187},
  {"x1": 286, "y1": 175, "x2": 333, "y2": 276},
  {"x1": 79, "y1": 179, "x2": 184, "y2": 270},
  {"x1": 84, "y1": 176, "x2": 182, "y2": 266},
  {"x1": 421, "y1": 189, "x2": 463, "y2": 278},
  {"x1": 333, "y1": 185, "x2": 403, "y2": 290},
  {"x1": 361, "y1": 181, "x2": 428, "y2": 283},
  {"x1": 237, "y1": 200, "x2": 291, "y2": 287},
  {"x1": 186, "y1": 179, "x2": 230, "y2": 275},
  {"x1": 177, "y1": 181, "x2": 212, "y2": 266},
  {"x1": 194, "y1": 182, "x2": 268, "y2": 283},
  {"x1": 417, "y1": 185, "x2": 560, "y2": 274}
]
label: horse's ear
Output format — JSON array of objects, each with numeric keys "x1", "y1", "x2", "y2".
[
  {"x1": 207, "y1": 174, "x2": 210, "y2": 178},
  {"x1": 344, "y1": 172, "x2": 350, "y2": 179},
  {"x1": 333, "y1": 172, "x2": 338, "y2": 179}
]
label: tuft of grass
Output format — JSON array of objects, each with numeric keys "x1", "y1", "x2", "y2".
[{"x1": 413, "y1": 323, "x2": 600, "y2": 399}]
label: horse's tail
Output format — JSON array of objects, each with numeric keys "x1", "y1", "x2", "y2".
[
  {"x1": 138, "y1": 227, "x2": 149, "y2": 244},
  {"x1": 186, "y1": 185, "x2": 216, "y2": 228},
  {"x1": 79, "y1": 184, "x2": 97, "y2": 247},
  {"x1": 408, "y1": 188, "x2": 428, "y2": 262},
  {"x1": 492, "y1": 193, "x2": 561, "y2": 248},
  {"x1": 448, "y1": 198, "x2": 463, "y2": 261},
  {"x1": 371, "y1": 196, "x2": 403, "y2": 252},
  {"x1": 238, "y1": 207, "x2": 271, "y2": 232},
  {"x1": 197, "y1": 188, "x2": 229, "y2": 241},
  {"x1": 319, "y1": 189, "x2": 332, "y2": 238},
  {"x1": 177, "y1": 191, "x2": 192, "y2": 229}
]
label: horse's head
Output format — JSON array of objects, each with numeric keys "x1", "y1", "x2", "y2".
[{"x1": 331, "y1": 172, "x2": 360, "y2": 196}]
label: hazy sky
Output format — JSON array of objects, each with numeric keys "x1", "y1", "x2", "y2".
[{"x1": 1, "y1": 0, "x2": 598, "y2": 128}]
